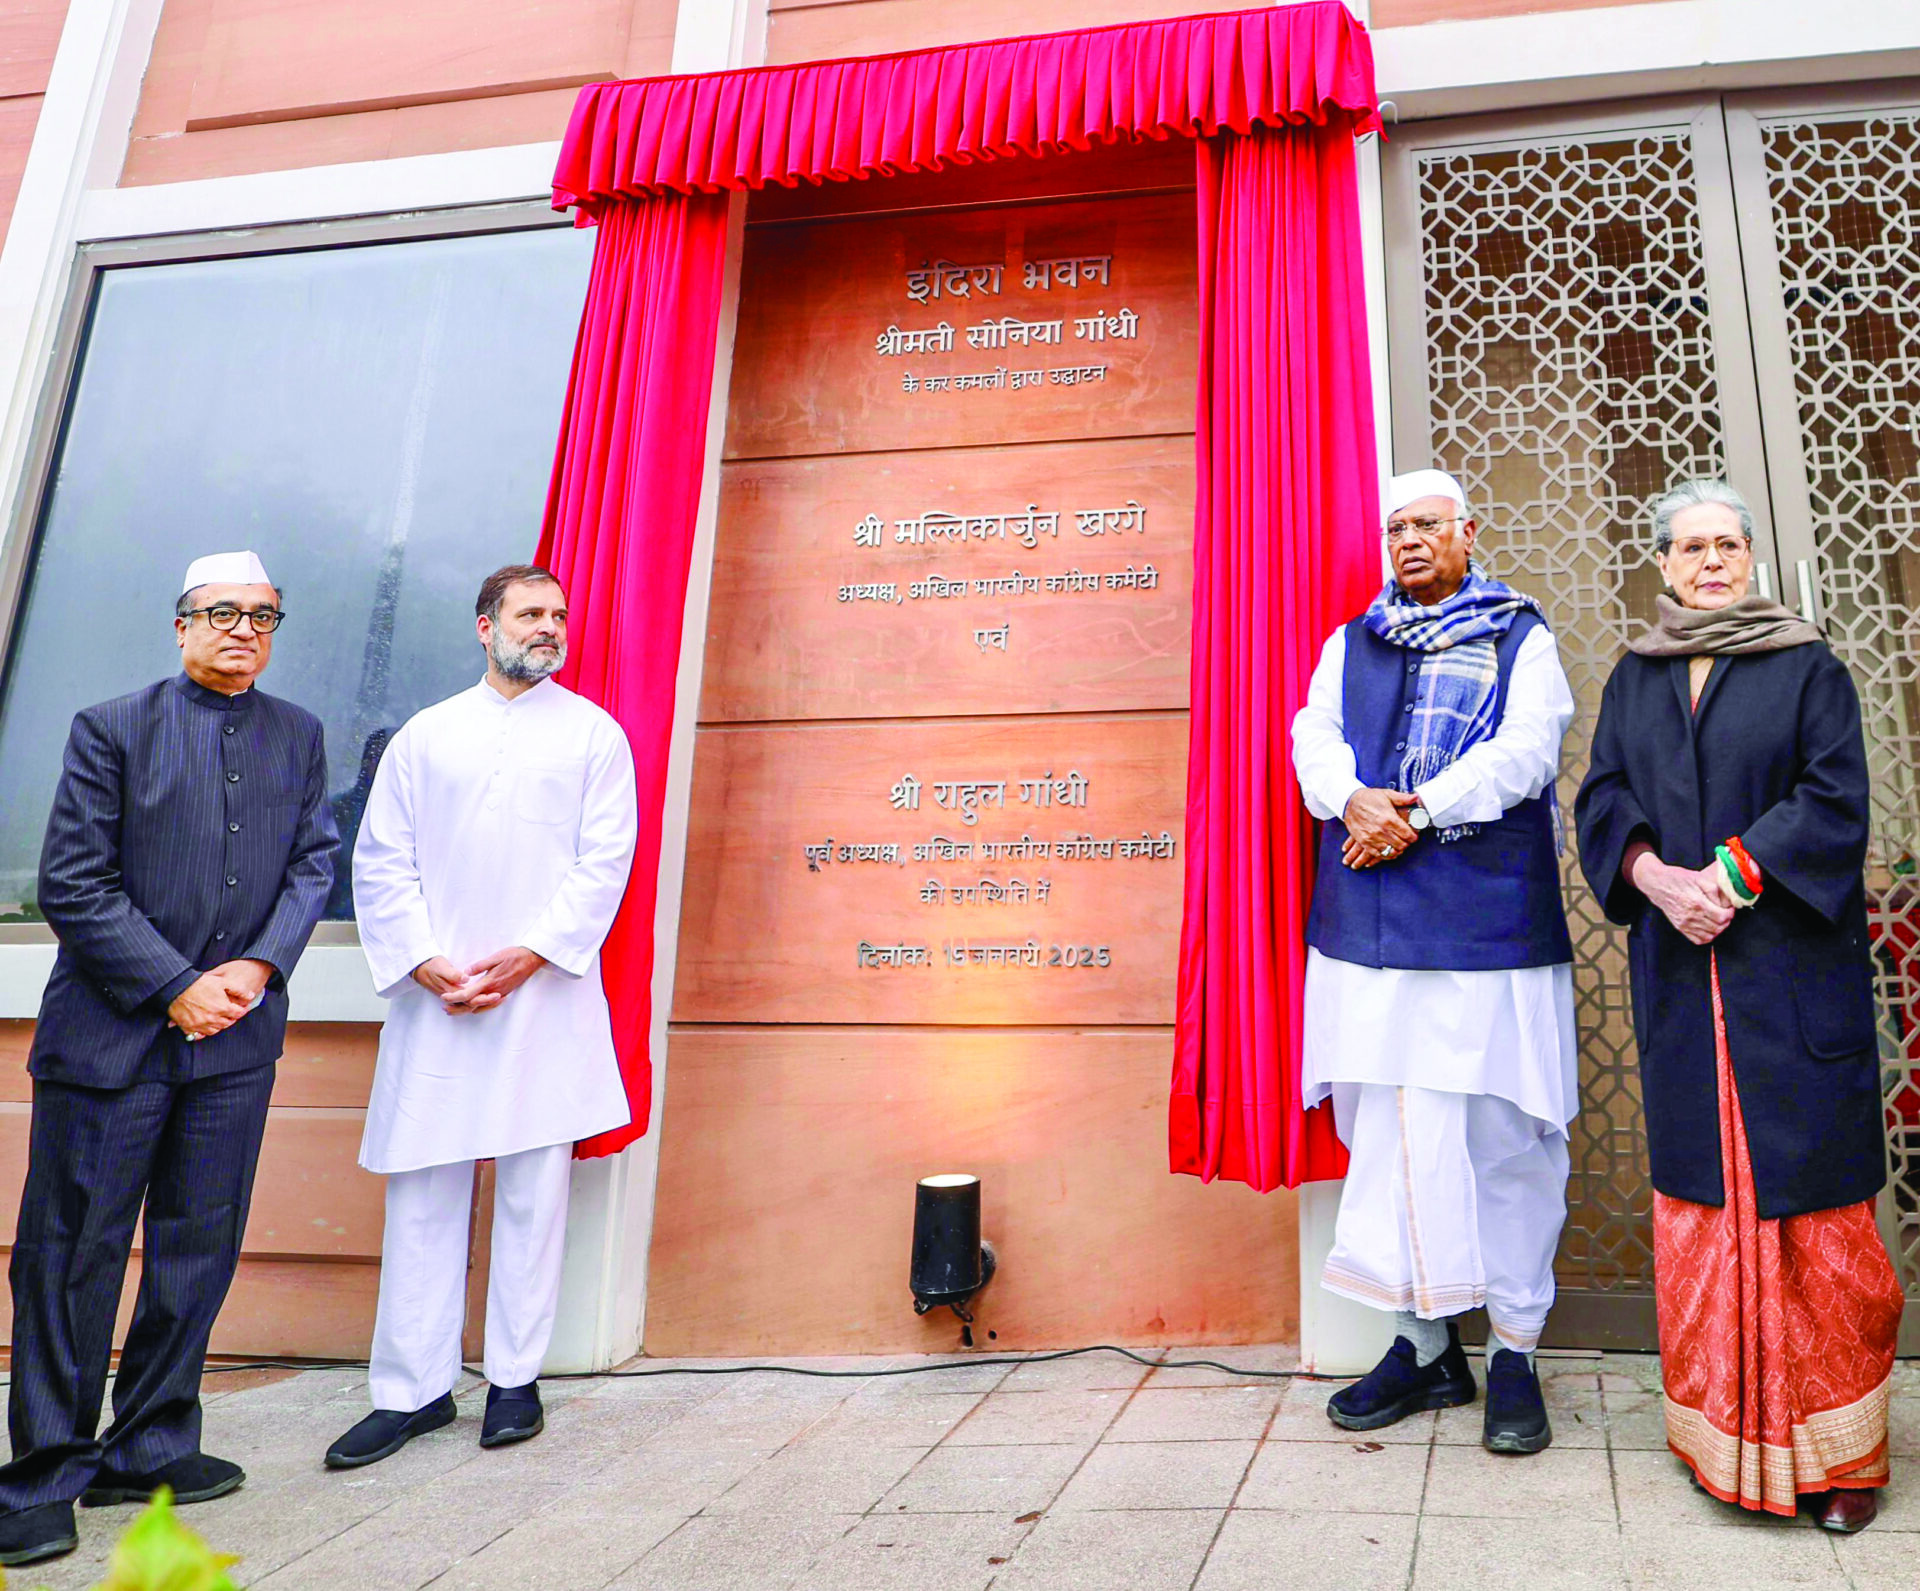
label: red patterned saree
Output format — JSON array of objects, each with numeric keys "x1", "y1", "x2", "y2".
[{"x1": 1654, "y1": 961, "x2": 1904, "y2": 1513}]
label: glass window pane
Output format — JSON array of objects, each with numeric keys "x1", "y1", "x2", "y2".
[{"x1": 0, "y1": 223, "x2": 595, "y2": 921}]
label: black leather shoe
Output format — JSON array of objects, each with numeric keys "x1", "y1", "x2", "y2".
[
  {"x1": 82, "y1": 1452, "x2": 245, "y2": 1507},
  {"x1": 0, "y1": 1501, "x2": 78, "y2": 1566},
  {"x1": 480, "y1": 1382, "x2": 544, "y2": 1449},
  {"x1": 1327, "y1": 1323, "x2": 1476, "y2": 1431},
  {"x1": 324, "y1": 1391, "x2": 458, "y2": 1470},
  {"x1": 1483, "y1": 1348, "x2": 1552, "y2": 1454}
]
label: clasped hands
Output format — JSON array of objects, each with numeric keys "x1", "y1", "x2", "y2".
[
  {"x1": 1625, "y1": 843, "x2": 1734, "y2": 946},
  {"x1": 167, "y1": 958, "x2": 274, "y2": 1041},
  {"x1": 412, "y1": 947, "x2": 547, "y2": 1014},
  {"x1": 1341, "y1": 788, "x2": 1422, "y2": 869}
]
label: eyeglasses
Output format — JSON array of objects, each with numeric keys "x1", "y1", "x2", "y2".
[
  {"x1": 1385, "y1": 515, "x2": 1458, "y2": 544},
  {"x1": 1665, "y1": 537, "x2": 1751, "y2": 564},
  {"x1": 182, "y1": 604, "x2": 286, "y2": 633}
]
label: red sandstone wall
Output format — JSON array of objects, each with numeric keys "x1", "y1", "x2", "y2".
[
  {"x1": 0, "y1": 1, "x2": 69, "y2": 246},
  {"x1": 1374, "y1": 0, "x2": 1649, "y2": 23},
  {"x1": 765, "y1": 0, "x2": 1659, "y2": 65},
  {"x1": 120, "y1": 0, "x2": 678, "y2": 186}
]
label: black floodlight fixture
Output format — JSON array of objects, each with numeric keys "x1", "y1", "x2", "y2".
[{"x1": 910, "y1": 1173, "x2": 997, "y2": 1323}]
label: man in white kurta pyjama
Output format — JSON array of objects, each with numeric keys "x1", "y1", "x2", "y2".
[
  {"x1": 327, "y1": 565, "x2": 635, "y2": 1468},
  {"x1": 1292, "y1": 471, "x2": 1577, "y2": 1454}
]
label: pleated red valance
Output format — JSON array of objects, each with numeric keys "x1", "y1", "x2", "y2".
[{"x1": 551, "y1": 2, "x2": 1378, "y2": 214}]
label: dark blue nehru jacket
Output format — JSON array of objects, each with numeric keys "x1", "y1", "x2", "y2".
[{"x1": 1306, "y1": 611, "x2": 1573, "y2": 971}]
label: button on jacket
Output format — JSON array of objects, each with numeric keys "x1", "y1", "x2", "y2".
[{"x1": 29, "y1": 673, "x2": 338, "y2": 1087}]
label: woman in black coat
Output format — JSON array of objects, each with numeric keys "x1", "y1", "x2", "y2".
[{"x1": 1575, "y1": 478, "x2": 1901, "y2": 1533}]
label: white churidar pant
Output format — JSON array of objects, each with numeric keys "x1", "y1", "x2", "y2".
[
  {"x1": 368, "y1": 1142, "x2": 572, "y2": 1412},
  {"x1": 1323, "y1": 1083, "x2": 1569, "y2": 1351}
]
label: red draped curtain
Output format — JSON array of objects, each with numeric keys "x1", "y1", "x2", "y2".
[
  {"x1": 540, "y1": 4, "x2": 1379, "y2": 1177},
  {"x1": 536, "y1": 192, "x2": 730, "y2": 1157},
  {"x1": 1170, "y1": 123, "x2": 1379, "y2": 1192}
]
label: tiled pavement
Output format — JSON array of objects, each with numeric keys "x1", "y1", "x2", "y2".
[{"x1": 18, "y1": 1348, "x2": 1920, "y2": 1590}]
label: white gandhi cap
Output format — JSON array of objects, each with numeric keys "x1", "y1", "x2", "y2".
[
  {"x1": 181, "y1": 551, "x2": 272, "y2": 595},
  {"x1": 1385, "y1": 469, "x2": 1467, "y2": 518}
]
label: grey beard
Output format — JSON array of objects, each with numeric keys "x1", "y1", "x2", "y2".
[{"x1": 490, "y1": 633, "x2": 565, "y2": 683}]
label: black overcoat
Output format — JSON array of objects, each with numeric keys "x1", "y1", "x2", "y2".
[
  {"x1": 1573, "y1": 642, "x2": 1884, "y2": 1219},
  {"x1": 29, "y1": 673, "x2": 338, "y2": 1088}
]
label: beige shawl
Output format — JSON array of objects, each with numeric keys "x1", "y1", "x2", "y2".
[{"x1": 1626, "y1": 592, "x2": 1822, "y2": 658}]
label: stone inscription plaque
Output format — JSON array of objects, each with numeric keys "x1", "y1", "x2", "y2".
[
  {"x1": 673, "y1": 716, "x2": 1187, "y2": 1026},
  {"x1": 725, "y1": 191, "x2": 1198, "y2": 458},
  {"x1": 702, "y1": 436, "x2": 1194, "y2": 722}
]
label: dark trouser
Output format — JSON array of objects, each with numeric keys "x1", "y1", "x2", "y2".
[{"x1": 0, "y1": 1064, "x2": 275, "y2": 1511}]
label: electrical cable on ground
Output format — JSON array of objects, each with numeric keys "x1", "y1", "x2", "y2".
[
  {"x1": 190, "y1": 1344, "x2": 1318, "y2": 1381},
  {"x1": 63, "y1": 1340, "x2": 1598, "y2": 1389},
  {"x1": 543, "y1": 1346, "x2": 1309, "y2": 1381}
]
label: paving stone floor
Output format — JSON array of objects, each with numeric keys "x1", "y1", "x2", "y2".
[{"x1": 17, "y1": 1347, "x2": 1920, "y2": 1590}]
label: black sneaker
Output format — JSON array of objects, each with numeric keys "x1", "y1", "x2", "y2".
[
  {"x1": 82, "y1": 1452, "x2": 244, "y2": 1507},
  {"x1": 0, "y1": 1501, "x2": 77, "y2": 1567},
  {"x1": 1327, "y1": 1322, "x2": 1476, "y2": 1431},
  {"x1": 324, "y1": 1391, "x2": 458, "y2": 1470},
  {"x1": 1483, "y1": 1348, "x2": 1552, "y2": 1454},
  {"x1": 480, "y1": 1382, "x2": 544, "y2": 1449}
]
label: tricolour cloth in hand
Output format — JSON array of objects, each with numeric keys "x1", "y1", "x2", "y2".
[{"x1": 1361, "y1": 565, "x2": 1543, "y2": 841}]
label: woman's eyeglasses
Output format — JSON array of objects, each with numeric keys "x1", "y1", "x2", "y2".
[{"x1": 1665, "y1": 538, "x2": 1751, "y2": 564}]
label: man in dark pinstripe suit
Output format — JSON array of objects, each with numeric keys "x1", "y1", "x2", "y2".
[{"x1": 0, "y1": 552, "x2": 336, "y2": 1567}]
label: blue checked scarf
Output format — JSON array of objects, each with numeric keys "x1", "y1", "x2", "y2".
[{"x1": 1362, "y1": 563, "x2": 1546, "y2": 844}]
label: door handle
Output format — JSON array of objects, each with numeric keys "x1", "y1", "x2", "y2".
[
  {"x1": 1795, "y1": 559, "x2": 1821, "y2": 626},
  {"x1": 1755, "y1": 562, "x2": 1774, "y2": 601}
]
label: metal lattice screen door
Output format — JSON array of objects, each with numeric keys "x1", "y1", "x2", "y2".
[
  {"x1": 1728, "y1": 85, "x2": 1920, "y2": 1354},
  {"x1": 1384, "y1": 90, "x2": 1920, "y2": 1350}
]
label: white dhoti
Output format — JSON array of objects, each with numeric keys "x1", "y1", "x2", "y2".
[
  {"x1": 1324, "y1": 1085, "x2": 1569, "y2": 1350},
  {"x1": 368, "y1": 1142, "x2": 572, "y2": 1412},
  {"x1": 1304, "y1": 949, "x2": 1578, "y2": 1353}
]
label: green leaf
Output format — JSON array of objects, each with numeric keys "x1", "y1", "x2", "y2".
[{"x1": 94, "y1": 1488, "x2": 241, "y2": 1591}]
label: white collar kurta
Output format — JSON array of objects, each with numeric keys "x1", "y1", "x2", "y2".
[{"x1": 353, "y1": 677, "x2": 637, "y2": 1173}]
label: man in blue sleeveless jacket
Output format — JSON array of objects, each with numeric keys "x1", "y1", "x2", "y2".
[{"x1": 1291, "y1": 470, "x2": 1576, "y2": 1455}]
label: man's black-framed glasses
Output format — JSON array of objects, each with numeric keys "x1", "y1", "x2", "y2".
[{"x1": 183, "y1": 603, "x2": 286, "y2": 633}]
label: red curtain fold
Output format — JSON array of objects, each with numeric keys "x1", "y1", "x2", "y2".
[
  {"x1": 552, "y1": 3, "x2": 1377, "y2": 212},
  {"x1": 1170, "y1": 121, "x2": 1381, "y2": 1192},
  {"x1": 535, "y1": 191, "x2": 732, "y2": 1159}
]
